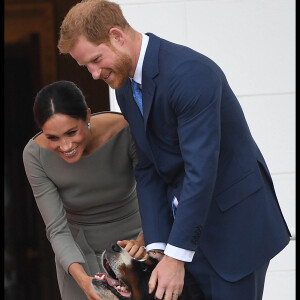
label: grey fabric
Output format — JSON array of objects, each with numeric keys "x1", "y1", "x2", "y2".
[{"x1": 23, "y1": 125, "x2": 142, "y2": 299}]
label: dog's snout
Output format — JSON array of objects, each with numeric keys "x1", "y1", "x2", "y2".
[{"x1": 111, "y1": 243, "x2": 122, "y2": 253}]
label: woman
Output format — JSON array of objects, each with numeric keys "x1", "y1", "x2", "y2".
[{"x1": 23, "y1": 80, "x2": 145, "y2": 300}]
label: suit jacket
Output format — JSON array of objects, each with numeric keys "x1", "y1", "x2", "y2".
[{"x1": 116, "y1": 33, "x2": 290, "y2": 282}]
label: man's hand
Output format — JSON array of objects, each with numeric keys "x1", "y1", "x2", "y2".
[{"x1": 148, "y1": 255, "x2": 185, "y2": 300}]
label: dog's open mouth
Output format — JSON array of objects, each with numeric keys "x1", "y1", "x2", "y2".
[
  {"x1": 94, "y1": 272, "x2": 131, "y2": 298},
  {"x1": 94, "y1": 257, "x2": 132, "y2": 299}
]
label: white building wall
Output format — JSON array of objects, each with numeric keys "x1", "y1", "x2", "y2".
[{"x1": 109, "y1": 1, "x2": 295, "y2": 299}]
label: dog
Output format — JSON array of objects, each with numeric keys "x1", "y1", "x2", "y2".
[{"x1": 92, "y1": 243, "x2": 190, "y2": 300}]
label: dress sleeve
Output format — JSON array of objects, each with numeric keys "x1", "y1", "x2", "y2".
[{"x1": 23, "y1": 141, "x2": 85, "y2": 273}]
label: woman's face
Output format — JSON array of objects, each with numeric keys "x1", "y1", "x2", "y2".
[{"x1": 42, "y1": 113, "x2": 90, "y2": 164}]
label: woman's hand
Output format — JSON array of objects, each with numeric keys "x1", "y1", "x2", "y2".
[
  {"x1": 68, "y1": 263, "x2": 104, "y2": 300},
  {"x1": 117, "y1": 233, "x2": 148, "y2": 259},
  {"x1": 82, "y1": 276, "x2": 105, "y2": 300}
]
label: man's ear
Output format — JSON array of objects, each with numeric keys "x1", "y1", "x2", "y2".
[{"x1": 108, "y1": 27, "x2": 125, "y2": 46}]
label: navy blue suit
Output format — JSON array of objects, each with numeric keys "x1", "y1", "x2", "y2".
[{"x1": 116, "y1": 33, "x2": 290, "y2": 294}]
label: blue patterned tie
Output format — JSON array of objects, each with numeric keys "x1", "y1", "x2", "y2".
[{"x1": 131, "y1": 80, "x2": 143, "y2": 115}]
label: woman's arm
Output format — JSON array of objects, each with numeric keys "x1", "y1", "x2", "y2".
[
  {"x1": 23, "y1": 142, "x2": 102, "y2": 298},
  {"x1": 23, "y1": 141, "x2": 86, "y2": 271}
]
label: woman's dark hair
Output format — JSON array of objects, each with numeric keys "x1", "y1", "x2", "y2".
[{"x1": 33, "y1": 80, "x2": 88, "y2": 128}]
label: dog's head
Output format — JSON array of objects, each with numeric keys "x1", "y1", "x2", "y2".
[{"x1": 92, "y1": 243, "x2": 158, "y2": 300}]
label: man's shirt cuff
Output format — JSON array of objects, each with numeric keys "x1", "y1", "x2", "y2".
[
  {"x1": 146, "y1": 243, "x2": 195, "y2": 262},
  {"x1": 146, "y1": 242, "x2": 166, "y2": 252},
  {"x1": 165, "y1": 244, "x2": 194, "y2": 262}
]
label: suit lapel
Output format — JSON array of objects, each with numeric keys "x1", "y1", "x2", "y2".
[
  {"x1": 141, "y1": 79, "x2": 156, "y2": 129},
  {"x1": 142, "y1": 33, "x2": 160, "y2": 129},
  {"x1": 120, "y1": 79, "x2": 153, "y2": 159}
]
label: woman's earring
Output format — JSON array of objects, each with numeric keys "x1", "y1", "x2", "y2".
[{"x1": 88, "y1": 122, "x2": 91, "y2": 129}]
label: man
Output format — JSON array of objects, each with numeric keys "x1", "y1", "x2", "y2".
[{"x1": 58, "y1": 1, "x2": 291, "y2": 299}]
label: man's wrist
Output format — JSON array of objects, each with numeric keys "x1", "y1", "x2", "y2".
[
  {"x1": 146, "y1": 242, "x2": 166, "y2": 253},
  {"x1": 148, "y1": 249, "x2": 164, "y2": 261},
  {"x1": 164, "y1": 254, "x2": 185, "y2": 265},
  {"x1": 148, "y1": 249, "x2": 164, "y2": 255}
]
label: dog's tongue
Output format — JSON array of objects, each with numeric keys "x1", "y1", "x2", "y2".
[
  {"x1": 105, "y1": 276, "x2": 120, "y2": 287},
  {"x1": 95, "y1": 273, "x2": 117, "y2": 285}
]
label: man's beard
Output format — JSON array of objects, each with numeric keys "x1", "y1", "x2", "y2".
[{"x1": 106, "y1": 45, "x2": 132, "y2": 90}]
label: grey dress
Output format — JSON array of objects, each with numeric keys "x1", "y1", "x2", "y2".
[{"x1": 23, "y1": 123, "x2": 142, "y2": 300}]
